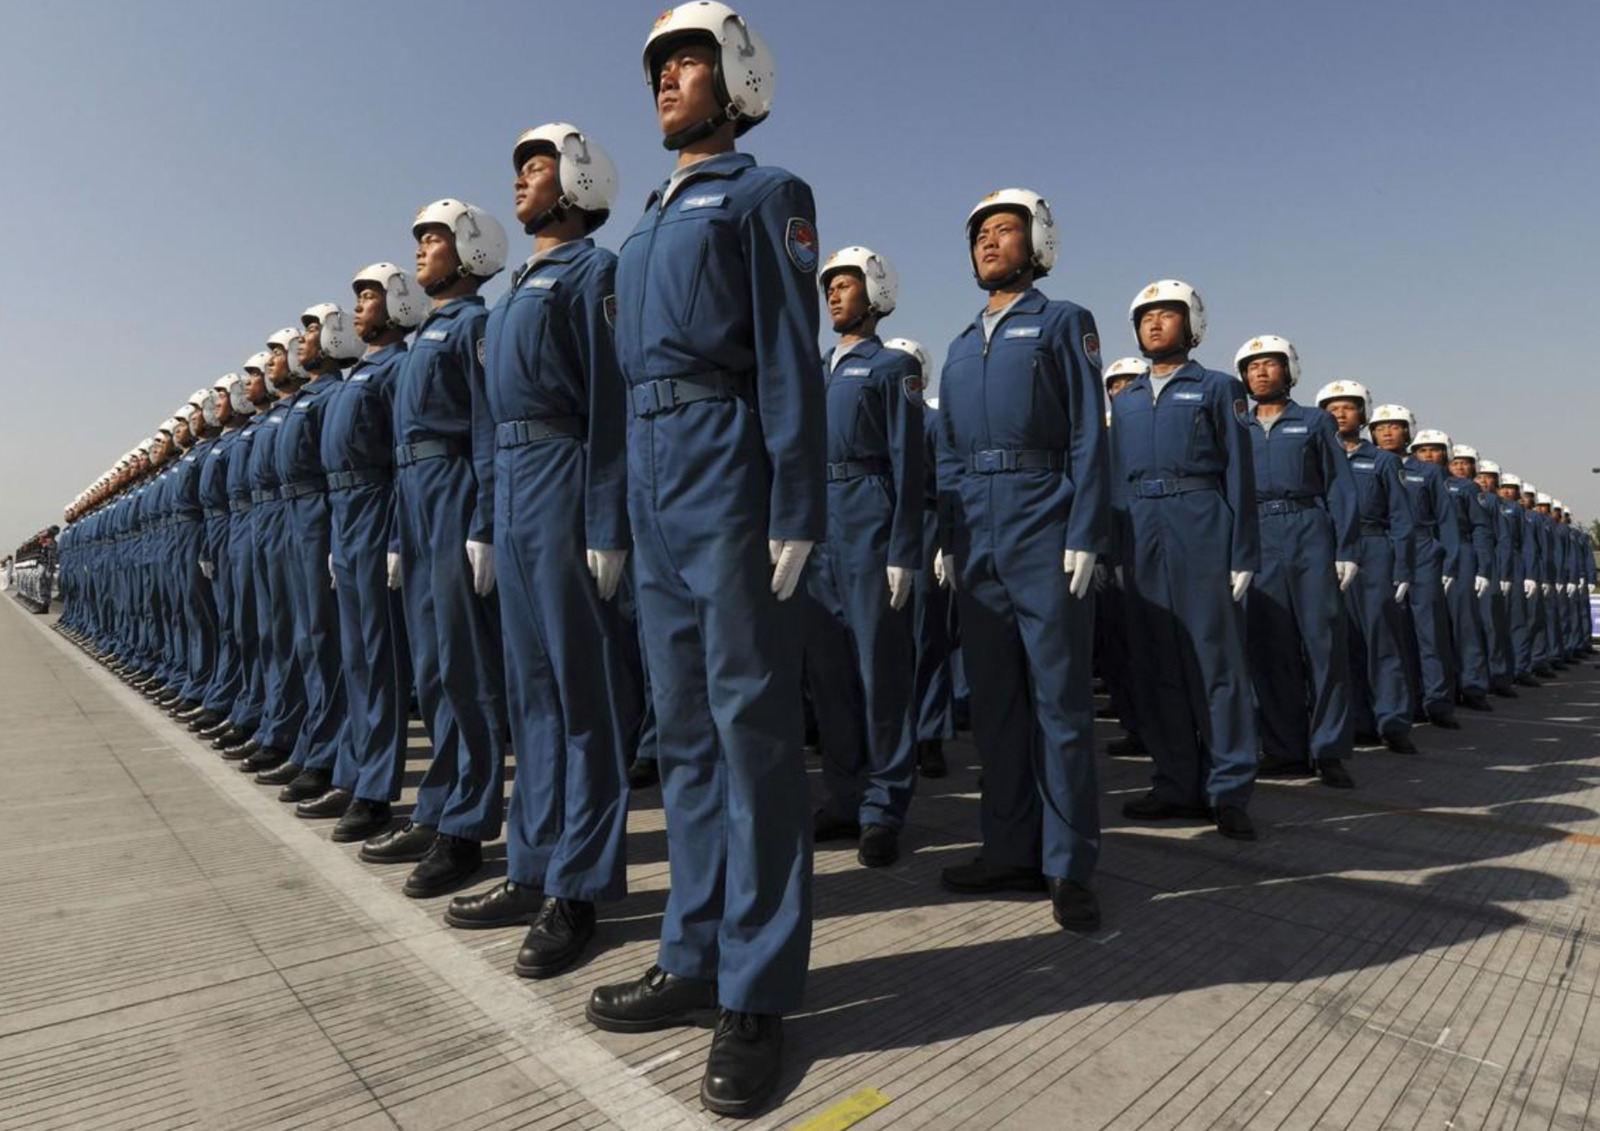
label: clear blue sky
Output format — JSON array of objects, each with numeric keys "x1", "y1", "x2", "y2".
[{"x1": 3, "y1": 0, "x2": 1597, "y2": 546}]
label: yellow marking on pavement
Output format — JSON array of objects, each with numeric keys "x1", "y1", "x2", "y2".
[{"x1": 793, "y1": 1088, "x2": 892, "y2": 1131}]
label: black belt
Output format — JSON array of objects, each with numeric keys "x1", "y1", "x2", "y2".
[
  {"x1": 325, "y1": 467, "x2": 391, "y2": 492},
  {"x1": 1131, "y1": 475, "x2": 1218, "y2": 498},
  {"x1": 496, "y1": 417, "x2": 582, "y2": 449},
  {"x1": 203, "y1": 506, "x2": 229, "y2": 520},
  {"x1": 229, "y1": 499, "x2": 253, "y2": 515},
  {"x1": 280, "y1": 479, "x2": 326, "y2": 501},
  {"x1": 632, "y1": 375, "x2": 741, "y2": 419},
  {"x1": 1257, "y1": 497, "x2": 1318, "y2": 515},
  {"x1": 250, "y1": 489, "x2": 277, "y2": 505},
  {"x1": 967, "y1": 449, "x2": 1065, "y2": 475},
  {"x1": 1414, "y1": 520, "x2": 1439, "y2": 534},
  {"x1": 394, "y1": 437, "x2": 467, "y2": 467},
  {"x1": 828, "y1": 458, "x2": 891, "y2": 482},
  {"x1": 1360, "y1": 521, "x2": 1388, "y2": 535},
  {"x1": 177, "y1": 514, "x2": 202, "y2": 525}
]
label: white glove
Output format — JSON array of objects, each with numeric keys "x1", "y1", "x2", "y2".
[
  {"x1": 934, "y1": 549, "x2": 953, "y2": 591},
  {"x1": 199, "y1": 559, "x2": 214, "y2": 581},
  {"x1": 1566, "y1": 582, "x2": 1577, "y2": 596},
  {"x1": 328, "y1": 553, "x2": 337, "y2": 590},
  {"x1": 1524, "y1": 578, "x2": 1537, "y2": 599},
  {"x1": 1474, "y1": 575, "x2": 1490, "y2": 598},
  {"x1": 466, "y1": 540, "x2": 496, "y2": 596},
  {"x1": 1335, "y1": 560, "x2": 1359, "y2": 591},
  {"x1": 886, "y1": 565, "x2": 913, "y2": 610},
  {"x1": 1113, "y1": 564, "x2": 1125, "y2": 590},
  {"x1": 1064, "y1": 549, "x2": 1097, "y2": 600},
  {"x1": 1230, "y1": 570, "x2": 1253, "y2": 603},
  {"x1": 768, "y1": 539, "x2": 813, "y2": 602},
  {"x1": 1543, "y1": 582, "x2": 1552, "y2": 595},
  {"x1": 1394, "y1": 581, "x2": 1411, "y2": 603},
  {"x1": 587, "y1": 548, "x2": 628, "y2": 602},
  {"x1": 1442, "y1": 575, "x2": 1454, "y2": 593},
  {"x1": 387, "y1": 552, "x2": 402, "y2": 590},
  {"x1": 1500, "y1": 580, "x2": 1511, "y2": 596}
]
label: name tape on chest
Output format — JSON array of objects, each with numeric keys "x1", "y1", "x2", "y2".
[
  {"x1": 841, "y1": 366, "x2": 872, "y2": 377},
  {"x1": 679, "y1": 194, "x2": 727, "y2": 211},
  {"x1": 1173, "y1": 391, "x2": 1204, "y2": 402},
  {"x1": 350, "y1": 374, "x2": 370, "y2": 383},
  {"x1": 1353, "y1": 459, "x2": 1375, "y2": 471},
  {"x1": 1003, "y1": 325, "x2": 1041, "y2": 339},
  {"x1": 1281, "y1": 425, "x2": 1308, "y2": 434},
  {"x1": 524, "y1": 275, "x2": 557, "y2": 290},
  {"x1": 422, "y1": 330, "x2": 448, "y2": 341}
]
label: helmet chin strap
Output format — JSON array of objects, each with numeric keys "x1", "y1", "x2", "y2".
[
  {"x1": 836, "y1": 308, "x2": 874, "y2": 335},
  {"x1": 524, "y1": 196, "x2": 572, "y2": 236},
  {"x1": 663, "y1": 104, "x2": 738, "y2": 151}
]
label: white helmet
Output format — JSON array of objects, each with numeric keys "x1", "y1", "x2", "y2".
[
  {"x1": 1450, "y1": 444, "x2": 1478, "y2": 463},
  {"x1": 242, "y1": 349, "x2": 271, "y2": 375},
  {"x1": 1553, "y1": 499, "x2": 1564, "y2": 513},
  {"x1": 305, "y1": 302, "x2": 361, "y2": 363},
  {"x1": 351, "y1": 262, "x2": 429, "y2": 329},
  {"x1": 1536, "y1": 492, "x2": 1552, "y2": 506},
  {"x1": 412, "y1": 199, "x2": 507, "y2": 281},
  {"x1": 1103, "y1": 356, "x2": 1150, "y2": 387},
  {"x1": 966, "y1": 189, "x2": 1058, "y2": 281},
  {"x1": 883, "y1": 336, "x2": 933, "y2": 403},
  {"x1": 219, "y1": 372, "x2": 255, "y2": 417},
  {"x1": 1368, "y1": 403, "x2": 1416, "y2": 434},
  {"x1": 1523, "y1": 481, "x2": 1538, "y2": 496},
  {"x1": 1499, "y1": 470, "x2": 1521, "y2": 488},
  {"x1": 643, "y1": 2, "x2": 774, "y2": 141},
  {"x1": 1130, "y1": 279, "x2": 1207, "y2": 349},
  {"x1": 1235, "y1": 334, "x2": 1302, "y2": 388},
  {"x1": 1315, "y1": 379, "x2": 1371, "y2": 420},
  {"x1": 187, "y1": 386, "x2": 218, "y2": 429},
  {"x1": 267, "y1": 326, "x2": 307, "y2": 384},
  {"x1": 1477, "y1": 458, "x2": 1500, "y2": 476},
  {"x1": 512, "y1": 123, "x2": 618, "y2": 233},
  {"x1": 1410, "y1": 428, "x2": 1451, "y2": 452},
  {"x1": 820, "y1": 246, "x2": 898, "y2": 317}
]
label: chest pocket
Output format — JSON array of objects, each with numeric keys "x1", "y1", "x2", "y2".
[
  {"x1": 828, "y1": 366, "x2": 883, "y2": 454},
  {"x1": 656, "y1": 194, "x2": 733, "y2": 333},
  {"x1": 1159, "y1": 390, "x2": 1213, "y2": 464}
]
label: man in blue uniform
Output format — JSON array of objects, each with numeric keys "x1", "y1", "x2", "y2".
[
  {"x1": 1533, "y1": 492, "x2": 1566, "y2": 667},
  {"x1": 932, "y1": 188, "x2": 1107, "y2": 920},
  {"x1": 190, "y1": 378, "x2": 248, "y2": 740},
  {"x1": 448, "y1": 123, "x2": 644, "y2": 980},
  {"x1": 806, "y1": 245, "x2": 922, "y2": 869},
  {"x1": 359, "y1": 197, "x2": 510, "y2": 900},
  {"x1": 1368, "y1": 405, "x2": 1460, "y2": 729},
  {"x1": 1495, "y1": 471, "x2": 1541, "y2": 686},
  {"x1": 1473, "y1": 459, "x2": 1519, "y2": 696},
  {"x1": 218, "y1": 356, "x2": 274, "y2": 760},
  {"x1": 1236, "y1": 337, "x2": 1359, "y2": 788},
  {"x1": 1318, "y1": 382, "x2": 1417, "y2": 755},
  {"x1": 584, "y1": 4, "x2": 822, "y2": 1116},
  {"x1": 1110, "y1": 279, "x2": 1258, "y2": 840},
  {"x1": 1411, "y1": 430, "x2": 1494, "y2": 713},
  {"x1": 1095, "y1": 357, "x2": 1147, "y2": 758},
  {"x1": 1519, "y1": 481, "x2": 1556, "y2": 677},
  {"x1": 167, "y1": 393, "x2": 221, "y2": 727},
  {"x1": 300, "y1": 264, "x2": 425, "y2": 841}
]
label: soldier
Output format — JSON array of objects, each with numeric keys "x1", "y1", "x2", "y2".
[
  {"x1": 1411, "y1": 430, "x2": 1493, "y2": 712},
  {"x1": 1095, "y1": 356, "x2": 1146, "y2": 758},
  {"x1": 1471, "y1": 456, "x2": 1518, "y2": 696}
]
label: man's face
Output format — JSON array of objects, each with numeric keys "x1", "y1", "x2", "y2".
[
  {"x1": 514, "y1": 151, "x2": 561, "y2": 229},
  {"x1": 1499, "y1": 484, "x2": 1520, "y2": 501},
  {"x1": 1370, "y1": 421, "x2": 1408, "y2": 453},
  {"x1": 267, "y1": 345, "x2": 292, "y2": 394},
  {"x1": 353, "y1": 284, "x2": 387, "y2": 342},
  {"x1": 298, "y1": 321, "x2": 323, "y2": 370},
  {"x1": 187, "y1": 408, "x2": 205, "y2": 437},
  {"x1": 214, "y1": 393, "x2": 233, "y2": 428},
  {"x1": 172, "y1": 420, "x2": 190, "y2": 448},
  {"x1": 1138, "y1": 304, "x2": 1188, "y2": 356},
  {"x1": 1476, "y1": 472, "x2": 1498, "y2": 494},
  {"x1": 245, "y1": 369, "x2": 268, "y2": 403},
  {"x1": 1449, "y1": 457, "x2": 1476, "y2": 480},
  {"x1": 972, "y1": 210, "x2": 1030, "y2": 288},
  {"x1": 1244, "y1": 355, "x2": 1289, "y2": 401},
  {"x1": 1413, "y1": 444, "x2": 1448, "y2": 466},
  {"x1": 655, "y1": 42, "x2": 721, "y2": 137},
  {"x1": 415, "y1": 224, "x2": 460, "y2": 291},
  {"x1": 1522, "y1": 492, "x2": 1535, "y2": 509},
  {"x1": 1324, "y1": 398, "x2": 1364, "y2": 434},
  {"x1": 826, "y1": 270, "x2": 869, "y2": 333},
  {"x1": 1537, "y1": 503, "x2": 1552, "y2": 515}
]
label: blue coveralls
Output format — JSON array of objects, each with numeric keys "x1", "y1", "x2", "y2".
[
  {"x1": 172, "y1": 441, "x2": 217, "y2": 705},
  {"x1": 1518, "y1": 504, "x2": 1547, "y2": 672},
  {"x1": 276, "y1": 376, "x2": 350, "y2": 774},
  {"x1": 613, "y1": 151, "x2": 825, "y2": 1014},
  {"x1": 1479, "y1": 487, "x2": 1515, "y2": 689},
  {"x1": 936, "y1": 289, "x2": 1107, "y2": 879},
  {"x1": 1244, "y1": 401, "x2": 1358, "y2": 767},
  {"x1": 913, "y1": 403, "x2": 956, "y2": 746},
  {"x1": 807, "y1": 337, "x2": 923, "y2": 832},
  {"x1": 1443, "y1": 474, "x2": 1492, "y2": 698},
  {"x1": 1546, "y1": 514, "x2": 1571, "y2": 658},
  {"x1": 1343, "y1": 441, "x2": 1415, "y2": 740},
  {"x1": 482, "y1": 238, "x2": 642, "y2": 902},
  {"x1": 1399, "y1": 457, "x2": 1459, "y2": 718},
  {"x1": 225, "y1": 419, "x2": 265, "y2": 737},
  {"x1": 322, "y1": 344, "x2": 411, "y2": 805},
  {"x1": 1108, "y1": 362, "x2": 1257, "y2": 810},
  {"x1": 246, "y1": 398, "x2": 309, "y2": 754},
  {"x1": 393, "y1": 297, "x2": 509, "y2": 843},
  {"x1": 197, "y1": 428, "x2": 245, "y2": 716}
]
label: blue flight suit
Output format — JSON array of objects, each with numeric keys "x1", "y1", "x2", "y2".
[
  {"x1": 613, "y1": 151, "x2": 824, "y2": 1014},
  {"x1": 1518, "y1": 503, "x2": 1547, "y2": 672},
  {"x1": 1399, "y1": 457, "x2": 1459, "y2": 717},
  {"x1": 277, "y1": 375, "x2": 349, "y2": 774},
  {"x1": 807, "y1": 337, "x2": 923, "y2": 832},
  {"x1": 1443, "y1": 474, "x2": 1492, "y2": 697},
  {"x1": 247, "y1": 397, "x2": 309, "y2": 753},
  {"x1": 1244, "y1": 401, "x2": 1359, "y2": 767},
  {"x1": 1479, "y1": 487, "x2": 1515, "y2": 689},
  {"x1": 1343, "y1": 440, "x2": 1415, "y2": 739},
  {"x1": 171, "y1": 440, "x2": 217, "y2": 704},
  {"x1": 322, "y1": 343, "x2": 411, "y2": 805},
  {"x1": 393, "y1": 296, "x2": 509, "y2": 843},
  {"x1": 937, "y1": 289, "x2": 1108, "y2": 880},
  {"x1": 1108, "y1": 362, "x2": 1257, "y2": 811},
  {"x1": 225, "y1": 417, "x2": 266, "y2": 736},
  {"x1": 913, "y1": 403, "x2": 956, "y2": 746},
  {"x1": 198, "y1": 428, "x2": 245, "y2": 716},
  {"x1": 1494, "y1": 492, "x2": 1527, "y2": 680},
  {"x1": 1548, "y1": 514, "x2": 1572, "y2": 658},
  {"x1": 482, "y1": 238, "x2": 641, "y2": 902}
]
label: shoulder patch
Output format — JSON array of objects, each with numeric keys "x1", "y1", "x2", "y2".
[
  {"x1": 603, "y1": 294, "x2": 617, "y2": 329},
  {"x1": 476, "y1": 337, "x2": 486, "y2": 365},
  {"x1": 1233, "y1": 398, "x2": 1249, "y2": 423},
  {"x1": 1082, "y1": 331, "x2": 1101, "y2": 369},
  {"x1": 785, "y1": 217, "x2": 818, "y2": 273},
  {"x1": 902, "y1": 371, "x2": 926, "y2": 405}
]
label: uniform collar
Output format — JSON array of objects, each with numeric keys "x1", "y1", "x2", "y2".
[
  {"x1": 1347, "y1": 438, "x2": 1379, "y2": 458},
  {"x1": 1125, "y1": 358, "x2": 1203, "y2": 397},
  {"x1": 512, "y1": 237, "x2": 593, "y2": 288},
  {"x1": 420, "y1": 296, "x2": 485, "y2": 331},
  {"x1": 968, "y1": 288, "x2": 1047, "y2": 334},
  {"x1": 1250, "y1": 397, "x2": 1305, "y2": 426},
  {"x1": 647, "y1": 152, "x2": 756, "y2": 208},
  {"x1": 357, "y1": 342, "x2": 405, "y2": 369},
  {"x1": 834, "y1": 336, "x2": 883, "y2": 363}
]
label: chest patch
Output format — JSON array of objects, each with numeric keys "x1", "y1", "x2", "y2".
[
  {"x1": 1404, "y1": 473, "x2": 1425, "y2": 483},
  {"x1": 841, "y1": 366, "x2": 872, "y2": 377},
  {"x1": 1173, "y1": 391, "x2": 1203, "y2": 403},
  {"x1": 680, "y1": 194, "x2": 727, "y2": 210},
  {"x1": 1353, "y1": 460, "x2": 1375, "y2": 471},
  {"x1": 1003, "y1": 325, "x2": 1041, "y2": 339},
  {"x1": 350, "y1": 374, "x2": 370, "y2": 383},
  {"x1": 1280, "y1": 425, "x2": 1308, "y2": 434},
  {"x1": 525, "y1": 275, "x2": 557, "y2": 289},
  {"x1": 422, "y1": 330, "x2": 448, "y2": 341}
]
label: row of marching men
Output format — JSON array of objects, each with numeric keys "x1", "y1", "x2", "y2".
[{"x1": 39, "y1": 1, "x2": 1599, "y2": 1112}]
